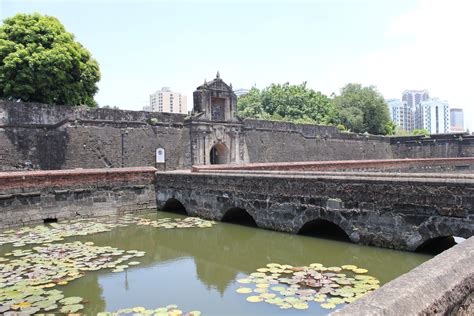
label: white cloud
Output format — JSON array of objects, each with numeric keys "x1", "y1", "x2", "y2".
[{"x1": 328, "y1": 0, "x2": 474, "y2": 131}]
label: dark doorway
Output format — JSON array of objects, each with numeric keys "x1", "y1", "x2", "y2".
[
  {"x1": 161, "y1": 198, "x2": 187, "y2": 215},
  {"x1": 43, "y1": 218, "x2": 58, "y2": 224},
  {"x1": 210, "y1": 143, "x2": 229, "y2": 164},
  {"x1": 298, "y1": 219, "x2": 350, "y2": 242},
  {"x1": 221, "y1": 208, "x2": 257, "y2": 227},
  {"x1": 415, "y1": 236, "x2": 456, "y2": 255}
]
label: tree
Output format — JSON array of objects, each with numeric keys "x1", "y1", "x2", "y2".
[
  {"x1": 236, "y1": 87, "x2": 264, "y2": 118},
  {"x1": 237, "y1": 83, "x2": 335, "y2": 125},
  {"x1": 331, "y1": 83, "x2": 392, "y2": 135},
  {"x1": 0, "y1": 13, "x2": 100, "y2": 107},
  {"x1": 413, "y1": 129, "x2": 430, "y2": 136}
]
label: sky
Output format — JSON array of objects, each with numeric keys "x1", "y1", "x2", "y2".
[{"x1": 1, "y1": 0, "x2": 473, "y2": 131}]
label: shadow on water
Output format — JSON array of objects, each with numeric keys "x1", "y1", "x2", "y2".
[
  {"x1": 415, "y1": 236, "x2": 457, "y2": 255},
  {"x1": 221, "y1": 207, "x2": 257, "y2": 227},
  {"x1": 298, "y1": 219, "x2": 351, "y2": 242},
  {"x1": 160, "y1": 198, "x2": 187, "y2": 215}
]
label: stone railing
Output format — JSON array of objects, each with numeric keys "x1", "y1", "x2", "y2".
[{"x1": 331, "y1": 236, "x2": 474, "y2": 315}]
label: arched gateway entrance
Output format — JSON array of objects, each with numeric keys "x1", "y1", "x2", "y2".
[{"x1": 210, "y1": 143, "x2": 229, "y2": 164}]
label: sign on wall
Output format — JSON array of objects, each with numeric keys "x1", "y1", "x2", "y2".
[{"x1": 156, "y1": 148, "x2": 165, "y2": 163}]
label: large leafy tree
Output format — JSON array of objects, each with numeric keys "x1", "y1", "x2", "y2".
[
  {"x1": 237, "y1": 83, "x2": 335, "y2": 124},
  {"x1": 331, "y1": 83, "x2": 392, "y2": 135},
  {"x1": 0, "y1": 13, "x2": 100, "y2": 107}
]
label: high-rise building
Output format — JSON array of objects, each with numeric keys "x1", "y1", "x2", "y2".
[
  {"x1": 395, "y1": 89, "x2": 430, "y2": 132},
  {"x1": 146, "y1": 87, "x2": 187, "y2": 114},
  {"x1": 387, "y1": 99, "x2": 401, "y2": 123},
  {"x1": 234, "y1": 88, "x2": 250, "y2": 97},
  {"x1": 450, "y1": 108, "x2": 464, "y2": 133},
  {"x1": 402, "y1": 89, "x2": 430, "y2": 108},
  {"x1": 387, "y1": 99, "x2": 414, "y2": 131},
  {"x1": 415, "y1": 98, "x2": 450, "y2": 134}
]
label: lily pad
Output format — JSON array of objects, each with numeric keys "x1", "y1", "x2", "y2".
[
  {"x1": 246, "y1": 296, "x2": 263, "y2": 303},
  {"x1": 60, "y1": 304, "x2": 84, "y2": 313},
  {"x1": 321, "y1": 302, "x2": 336, "y2": 309},
  {"x1": 235, "y1": 261, "x2": 380, "y2": 312},
  {"x1": 59, "y1": 297, "x2": 82, "y2": 305},
  {"x1": 293, "y1": 302, "x2": 309, "y2": 310},
  {"x1": 236, "y1": 287, "x2": 253, "y2": 294}
]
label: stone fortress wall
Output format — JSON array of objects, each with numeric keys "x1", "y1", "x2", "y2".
[
  {"x1": 1, "y1": 100, "x2": 473, "y2": 172},
  {"x1": 0, "y1": 100, "x2": 191, "y2": 171},
  {"x1": 1, "y1": 74, "x2": 473, "y2": 171}
]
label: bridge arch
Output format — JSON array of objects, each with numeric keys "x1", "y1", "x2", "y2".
[
  {"x1": 415, "y1": 235, "x2": 457, "y2": 255},
  {"x1": 221, "y1": 207, "x2": 257, "y2": 227},
  {"x1": 210, "y1": 143, "x2": 229, "y2": 164},
  {"x1": 161, "y1": 198, "x2": 188, "y2": 215},
  {"x1": 297, "y1": 218, "x2": 351, "y2": 242}
]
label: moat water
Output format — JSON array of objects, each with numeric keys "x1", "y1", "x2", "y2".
[{"x1": 0, "y1": 211, "x2": 433, "y2": 315}]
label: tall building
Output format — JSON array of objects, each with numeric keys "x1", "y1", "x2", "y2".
[
  {"x1": 234, "y1": 88, "x2": 250, "y2": 97},
  {"x1": 415, "y1": 98, "x2": 450, "y2": 134},
  {"x1": 387, "y1": 99, "x2": 414, "y2": 131},
  {"x1": 450, "y1": 108, "x2": 464, "y2": 133},
  {"x1": 387, "y1": 99, "x2": 401, "y2": 127},
  {"x1": 393, "y1": 89, "x2": 430, "y2": 132},
  {"x1": 146, "y1": 87, "x2": 187, "y2": 114},
  {"x1": 402, "y1": 89, "x2": 430, "y2": 108}
]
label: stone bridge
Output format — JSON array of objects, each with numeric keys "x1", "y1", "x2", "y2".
[{"x1": 155, "y1": 159, "x2": 474, "y2": 251}]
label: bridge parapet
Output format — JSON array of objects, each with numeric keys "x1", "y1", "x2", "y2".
[
  {"x1": 332, "y1": 236, "x2": 474, "y2": 315},
  {"x1": 192, "y1": 157, "x2": 474, "y2": 173}
]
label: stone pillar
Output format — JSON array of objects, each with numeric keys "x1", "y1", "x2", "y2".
[{"x1": 235, "y1": 132, "x2": 240, "y2": 163}]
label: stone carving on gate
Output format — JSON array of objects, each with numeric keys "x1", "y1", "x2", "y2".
[
  {"x1": 189, "y1": 72, "x2": 248, "y2": 165},
  {"x1": 192, "y1": 71, "x2": 238, "y2": 122}
]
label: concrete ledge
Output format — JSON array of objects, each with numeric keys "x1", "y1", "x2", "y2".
[{"x1": 331, "y1": 236, "x2": 474, "y2": 316}]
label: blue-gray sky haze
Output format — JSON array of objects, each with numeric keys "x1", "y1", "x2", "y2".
[{"x1": 1, "y1": 0, "x2": 472, "y2": 131}]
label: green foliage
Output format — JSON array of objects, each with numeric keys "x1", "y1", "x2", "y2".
[
  {"x1": 331, "y1": 83, "x2": 392, "y2": 135},
  {"x1": 0, "y1": 13, "x2": 100, "y2": 107},
  {"x1": 237, "y1": 82, "x2": 394, "y2": 135},
  {"x1": 148, "y1": 118, "x2": 159, "y2": 125},
  {"x1": 394, "y1": 127, "x2": 411, "y2": 136},
  {"x1": 237, "y1": 83, "x2": 335, "y2": 125},
  {"x1": 336, "y1": 124, "x2": 348, "y2": 132},
  {"x1": 394, "y1": 127, "x2": 429, "y2": 136},
  {"x1": 385, "y1": 120, "x2": 396, "y2": 135},
  {"x1": 412, "y1": 129, "x2": 430, "y2": 136}
]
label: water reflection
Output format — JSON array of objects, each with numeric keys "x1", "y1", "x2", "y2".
[{"x1": 2, "y1": 212, "x2": 433, "y2": 315}]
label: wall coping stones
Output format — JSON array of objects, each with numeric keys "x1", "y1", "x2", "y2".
[
  {"x1": 243, "y1": 118, "x2": 390, "y2": 141},
  {"x1": 390, "y1": 133, "x2": 473, "y2": 144},
  {"x1": 0, "y1": 167, "x2": 157, "y2": 191},
  {"x1": 331, "y1": 236, "x2": 474, "y2": 316},
  {"x1": 191, "y1": 169, "x2": 474, "y2": 179},
  {"x1": 0, "y1": 100, "x2": 186, "y2": 126},
  {"x1": 191, "y1": 157, "x2": 474, "y2": 172},
  {"x1": 157, "y1": 169, "x2": 474, "y2": 187}
]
